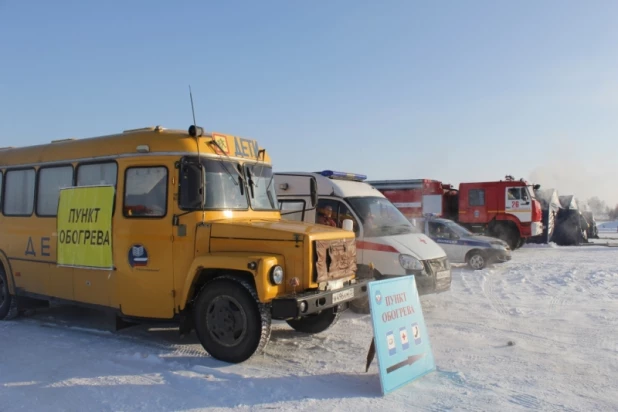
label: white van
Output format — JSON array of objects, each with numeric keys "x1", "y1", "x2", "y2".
[{"x1": 274, "y1": 170, "x2": 452, "y2": 313}]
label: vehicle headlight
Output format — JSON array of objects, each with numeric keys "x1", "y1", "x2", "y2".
[
  {"x1": 490, "y1": 242, "x2": 507, "y2": 249},
  {"x1": 270, "y1": 265, "x2": 284, "y2": 285},
  {"x1": 399, "y1": 254, "x2": 424, "y2": 271}
]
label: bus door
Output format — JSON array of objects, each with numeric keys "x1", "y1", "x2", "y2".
[{"x1": 114, "y1": 163, "x2": 175, "y2": 318}]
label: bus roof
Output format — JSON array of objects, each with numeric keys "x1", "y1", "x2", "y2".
[{"x1": 0, "y1": 125, "x2": 271, "y2": 167}]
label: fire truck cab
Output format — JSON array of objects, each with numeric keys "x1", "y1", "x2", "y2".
[
  {"x1": 369, "y1": 176, "x2": 543, "y2": 250},
  {"x1": 274, "y1": 170, "x2": 452, "y2": 313}
]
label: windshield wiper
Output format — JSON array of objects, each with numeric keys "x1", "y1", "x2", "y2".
[{"x1": 208, "y1": 139, "x2": 245, "y2": 184}]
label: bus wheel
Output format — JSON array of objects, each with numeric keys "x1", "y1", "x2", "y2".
[
  {"x1": 0, "y1": 268, "x2": 18, "y2": 321},
  {"x1": 193, "y1": 277, "x2": 271, "y2": 364},
  {"x1": 286, "y1": 309, "x2": 340, "y2": 334}
]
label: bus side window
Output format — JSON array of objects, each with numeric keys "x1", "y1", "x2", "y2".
[
  {"x1": 3, "y1": 169, "x2": 36, "y2": 216},
  {"x1": 77, "y1": 162, "x2": 117, "y2": 187},
  {"x1": 123, "y1": 167, "x2": 168, "y2": 218},
  {"x1": 37, "y1": 165, "x2": 74, "y2": 216}
]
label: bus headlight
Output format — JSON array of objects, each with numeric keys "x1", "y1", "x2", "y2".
[
  {"x1": 399, "y1": 254, "x2": 424, "y2": 271},
  {"x1": 270, "y1": 265, "x2": 284, "y2": 285}
]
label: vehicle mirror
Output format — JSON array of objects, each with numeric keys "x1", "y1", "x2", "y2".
[
  {"x1": 310, "y1": 177, "x2": 318, "y2": 207},
  {"x1": 342, "y1": 219, "x2": 354, "y2": 232}
]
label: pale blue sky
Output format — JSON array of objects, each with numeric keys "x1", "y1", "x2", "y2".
[{"x1": 1, "y1": 1, "x2": 617, "y2": 204}]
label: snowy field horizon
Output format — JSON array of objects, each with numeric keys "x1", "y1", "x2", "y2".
[{"x1": 1, "y1": 237, "x2": 617, "y2": 411}]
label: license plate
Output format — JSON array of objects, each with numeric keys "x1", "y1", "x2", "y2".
[
  {"x1": 437, "y1": 270, "x2": 450, "y2": 280},
  {"x1": 332, "y1": 288, "x2": 355, "y2": 304}
]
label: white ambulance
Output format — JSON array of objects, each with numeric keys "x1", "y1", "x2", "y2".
[{"x1": 274, "y1": 170, "x2": 452, "y2": 313}]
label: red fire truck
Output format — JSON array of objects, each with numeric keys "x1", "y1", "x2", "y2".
[{"x1": 368, "y1": 176, "x2": 543, "y2": 250}]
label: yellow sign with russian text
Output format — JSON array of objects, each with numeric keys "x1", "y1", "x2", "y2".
[{"x1": 56, "y1": 185, "x2": 114, "y2": 270}]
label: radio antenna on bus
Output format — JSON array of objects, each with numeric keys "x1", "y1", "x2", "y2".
[{"x1": 189, "y1": 85, "x2": 206, "y2": 222}]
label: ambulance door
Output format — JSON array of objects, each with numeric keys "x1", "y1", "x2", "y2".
[
  {"x1": 279, "y1": 198, "x2": 314, "y2": 223},
  {"x1": 114, "y1": 162, "x2": 175, "y2": 318},
  {"x1": 314, "y1": 197, "x2": 364, "y2": 265},
  {"x1": 274, "y1": 174, "x2": 318, "y2": 221}
]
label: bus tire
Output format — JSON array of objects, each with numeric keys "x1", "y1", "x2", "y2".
[
  {"x1": 193, "y1": 277, "x2": 271, "y2": 364},
  {"x1": 0, "y1": 267, "x2": 18, "y2": 321},
  {"x1": 286, "y1": 308, "x2": 340, "y2": 334}
]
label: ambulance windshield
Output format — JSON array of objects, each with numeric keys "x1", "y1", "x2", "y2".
[{"x1": 346, "y1": 197, "x2": 421, "y2": 237}]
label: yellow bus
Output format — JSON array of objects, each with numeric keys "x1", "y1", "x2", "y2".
[{"x1": 0, "y1": 124, "x2": 368, "y2": 363}]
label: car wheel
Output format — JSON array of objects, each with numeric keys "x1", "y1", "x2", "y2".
[{"x1": 467, "y1": 251, "x2": 486, "y2": 270}]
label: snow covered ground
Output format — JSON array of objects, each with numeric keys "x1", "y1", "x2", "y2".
[{"x1": 1, "y1": 243, "x2": 617, "y2": 411}]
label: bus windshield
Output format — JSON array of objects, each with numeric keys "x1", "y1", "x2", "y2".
[
  {"x1": 245, "y1": 164, "x2": 278, "y2": 211},
  {"x1": 203, "y1": 159, "x2": 248, "y2": 210},
  {"x1": 346, "y1": 196, "x2": 421, "y2": 237}
]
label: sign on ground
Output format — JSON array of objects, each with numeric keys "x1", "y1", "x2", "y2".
[{"x1": 368, "y1": 276, "x2": 436, "y2": 395}]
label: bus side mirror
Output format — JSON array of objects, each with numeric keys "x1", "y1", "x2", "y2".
[{"x1": 179, "y1": 161, "x2": 203, "y2": 210}]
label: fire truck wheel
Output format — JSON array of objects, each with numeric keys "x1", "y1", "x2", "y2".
[
  {"x1": 466, "y1": 251, "x2": 487, "y2": 270},
  {"x1": 0, "y1": 267, "x2": 18, "y2": 321},
  {"x1": 286, "y1": 308, "x2": 340, "y2": 334},
  {"x1": 493, "y1": 224, "x2": 519, "y2": 250},
  {"x1": 193, "y1": 277, "x2": 272, "y2": 364}
]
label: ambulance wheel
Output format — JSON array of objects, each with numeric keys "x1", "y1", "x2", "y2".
[
  {"x1": 0, "y1": 267, "x2": 18, "y2": 321},
  {"x1": 348, "y1": 265, "x2": 376, "y2": 314},
  {"x1": 286, "y1": 308, "x2": 340, "y2": 334},
  {"x1": 193, "y1": 277, "x2": 272, "y2": 364},
  {"x1": 466, "y1": 250, "x2": 486, "y2": 270},
  {"x1": 348, "y1": 296, "x2": 371, "y2": 314}
]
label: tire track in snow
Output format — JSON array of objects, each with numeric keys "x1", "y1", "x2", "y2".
[
  {"x1": 481, "y1": 274, "x2": 510, "y2": 317},
  {"x1": 547, "y1": 290, "x2": 568, "y2": 316}
]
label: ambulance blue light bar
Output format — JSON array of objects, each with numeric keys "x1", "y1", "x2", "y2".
[{"x1": 319, "y1": 170, "x2": 367, "y2": 181}]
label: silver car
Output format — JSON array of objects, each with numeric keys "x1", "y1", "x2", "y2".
[{"x1": 422, "y1": 217, "x2": 512, "y2": 270}]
